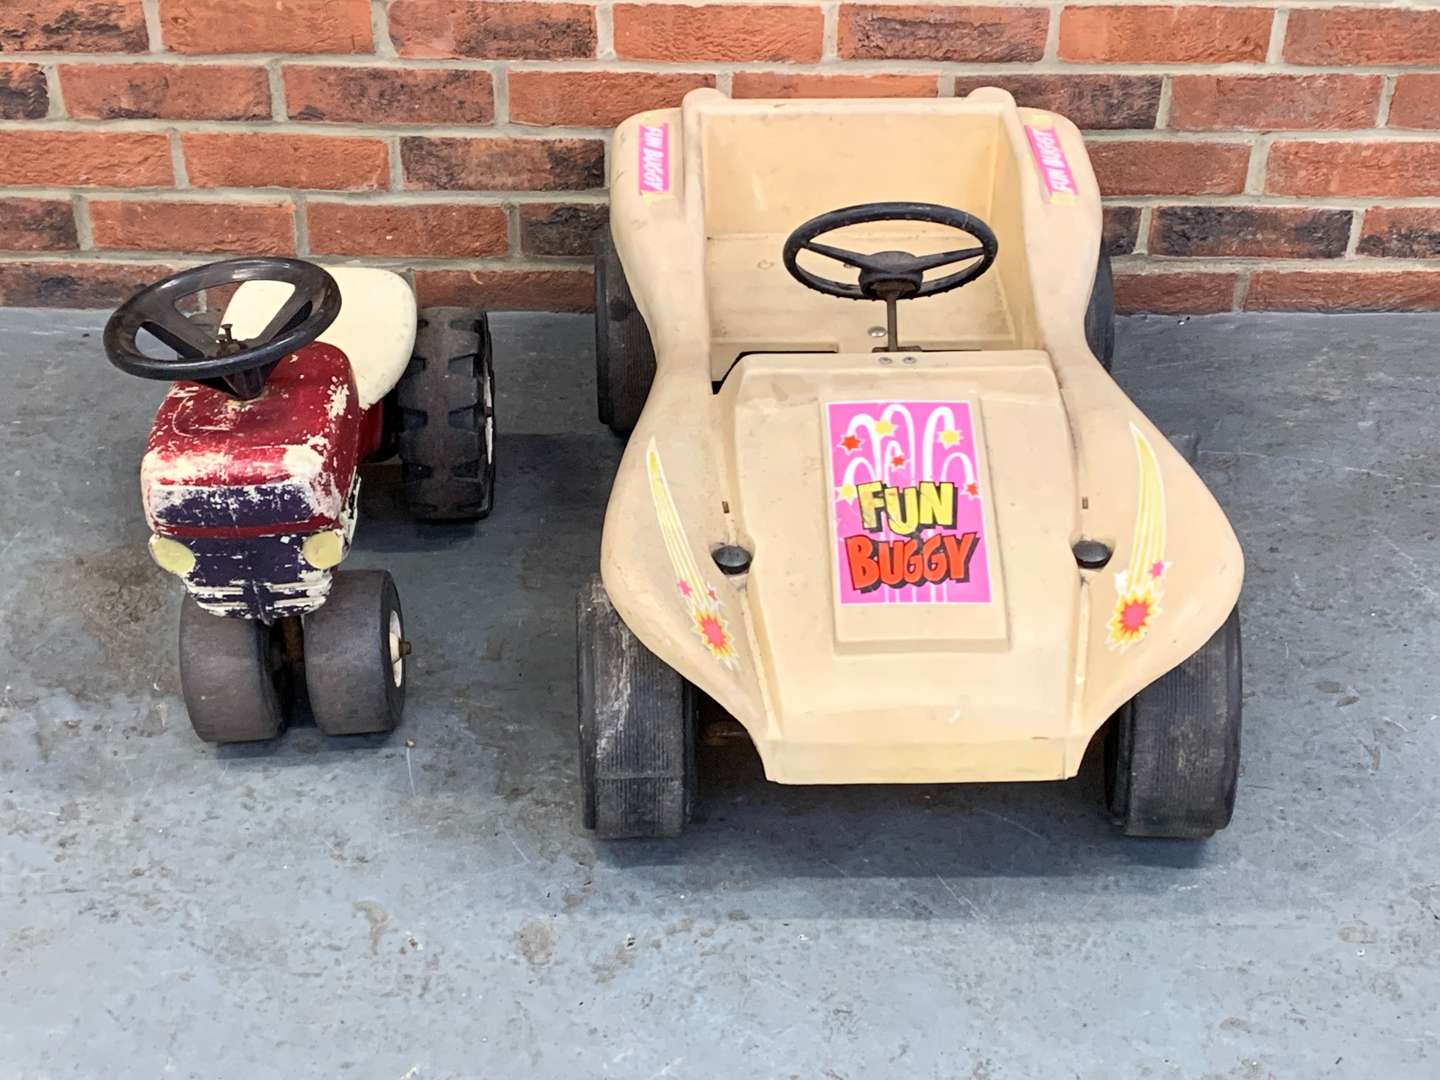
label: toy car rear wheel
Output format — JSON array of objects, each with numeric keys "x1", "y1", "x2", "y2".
[
  {"x1": 178, "y1": 597, "x2": 285, "y2": 743},
  {"x1": 396, "y1": 308, "x2": 496, "y2": 521},
  {"x1": 576, "y1": 574, "x2": 695, "y2": 839},
  {"x1": 303, "y1": 570, "x2": 406, "y2": 736},
  {"x1": 1105, "y1": 605, "x2": 1242, "y2": 838},
  {"x1": 1085, "y1": 250, "x2": 1115, "y2": 372},
  {"x1": 594, "y1": 228, "x2": 656, "y2": 436}
]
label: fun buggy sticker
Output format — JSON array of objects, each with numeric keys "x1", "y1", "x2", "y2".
[
  {"x1": 637, "y1": 123, "x2": 670, "y2": 196},
  {"x1": 1107, "y1": 423, "x2": 1170, "y2": 650},
  {"x1": 827, "y1": 401, "x2": 992, "y2": 605},
  {"x1": 1024, "y1": 124, "x2": 1078, "y2": 205}
]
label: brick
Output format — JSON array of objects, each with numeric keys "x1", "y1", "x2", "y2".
[
  {"x1": 1358, "y1": 208, "x2": 1440, "y2": 260},
  {"x1": 839, "y1": 5, "x2": 1047, "y2": 62},
  {"x1": 1170, "y1": 75, "x2": 1381, "y2": 132},
  {"x1": 1246, "y1": 271, "x2": 1440, "y2": 313},
  {"x1": 1102, "y1": 206, "x2": 1140, "y2": 256},
  {"x1": 61, "y1": 63, "x2": 269, "y2": 121},
  {"x1": 0, "y1": 261, "x2": 177, "y2": 308},
  {"x1": 0, "y1": 199, "x2": 78, "y2": 251},
  {"x1": 160, "y1": 0, "x2": 372, "y2": 54},
  {"x1": 0, "y1": 63, "x2": 48, "y2": 120},
  {"x1": 1089, "y1": 141, "x2": 1250, "y2": 197},
  {"x1": 1285, "y1": 8, "x2": 1440, "y2": 67},
  {"x1": 402, "y1": 137, "x2": 604, "y2": 191},
  {"x1": 285, "y1": 66, "x2": 494, "y2": 125},
  {"x1": 0, "y1": 132, "x2": 171, "y2": 187},
  {"x1": 415, "y1": 268, "x2": 593, "y2": 312},
  {"x1": 1149, "y1": 206, "x2": 1351, "y2": 260},
  {"x1": 510, "y1": 71, "x2": 713, "y2": 128},
  {"x1": 954, "y1": 75, "x2": 1159, "y2": 130},
  {"x1": 1114, "y1": 272, "x2": 1238, "y2": 315},
  {"x1": 518, "y1": 203, "x2": 608, "y2": 256},
  {"x1": 89, "y1": 199, "x2": 295, "y2": 255},
  {"x1": 615, "y1": 4, "x2": 823, "y2": 63},
  {"x1": 1059, "y1": 5, "x2": 1271, "y2": 64},
  {"x1": 389, "y1": 1, "x2": 594, "y2": 60},
  {"x1": 1389, "y1": 76, "x2": 1440, "y2": 130},
  {"x1": 1267, "y1": 142, "x2": 1440, "y2": 198},
  {"x1": 0, "y1": 2, "x2": 147, "y2": 52},
  {"x1": 734, "y1": 72, "x2": 939, "y2": 99},
  {"x1": 308, "y1": 202, "x2": 507, "y2": 258},
  {"x1": 183, "y1": 134, "x2": 388, "y2": 191}
]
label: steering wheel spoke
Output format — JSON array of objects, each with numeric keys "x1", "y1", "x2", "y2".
[
  {"x1": 800, "y1": 239, "x2": 883, "y2": 273},
  {"x1": 252, "y1": 285, "x2": 314, "y2": 346},
  {"x1": 143, "y1": 303, "x2": 222, "y2": 360},
  {"x1": 911, "y1": 245, "x2": 989, "y2": 273}
]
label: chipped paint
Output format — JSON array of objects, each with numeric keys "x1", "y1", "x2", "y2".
[{"x1": 137, "y1": 343, "x2": 377, "y2": 621}]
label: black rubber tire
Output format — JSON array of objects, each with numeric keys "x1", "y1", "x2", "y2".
[
  {"x1": 396, "y1": 307, "x2": 495, "y2": 521},
  {"x1": 576, "y1": 574, "x2": 695, "y2": 839},
  {"x1": 1106, "y1": 605, "x2": 1243, "y2": 838},
  {"x1": 303, "y1": 570, "x2": 405, "y2": 737},
  {"x1": 1085, "y1": 249, "x2": 1116, "y2": 372},
  {"x1": 594, "y1": 229, "x2": 656, "y2": 435},
  {"x1": 178, "y1": 597, "x2": 285, "y2": 743}
]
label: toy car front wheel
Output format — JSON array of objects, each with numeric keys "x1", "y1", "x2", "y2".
[
  {"x1": 594, "y1": 228, "x2": 656, "y2": 436},
  {"x1": 303, "y1": 570, "x2": 406, "y2": 736},
  {"x1": 576, "y1": 574, "x2": 695, "y2": 839},
  {"x1": 396, "y1": 308, "x2": 496, "y2": 521},
  {"x1": 1105, "y1": 605, "x2": 1242, "y2": 838},
  {"x1": 178, "y1": 597, "x2": 286, "y2": 743}
]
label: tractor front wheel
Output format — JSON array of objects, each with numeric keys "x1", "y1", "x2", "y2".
[
  {"x1": 178, "y1": 598, "x2": 286, "y2": 743},
  {"x1": 303, "y1": 570, "x2": 406, "y2": 737}
]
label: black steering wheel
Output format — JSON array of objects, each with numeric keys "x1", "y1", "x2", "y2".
[
  {"x1": 104, "y1": 257, "x2": 341, "y2": 400},
  {"x1": 782, "y1": 202, "x2": 998, "y2": 350}
]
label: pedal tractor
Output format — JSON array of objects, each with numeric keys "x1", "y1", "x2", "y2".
[
  {"x1": 105, "y1": 258, "x2": 496, "y2": 742},
  {"x1": 581, "y1": 89, "x2": 1244, "y2": 840}
]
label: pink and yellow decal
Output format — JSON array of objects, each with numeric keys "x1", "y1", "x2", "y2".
[
  {"x1": 826, "y1": 400, "x2": 992, "y2": 606},
  {"x1": 645, "y1": 439, "x2": 738, "y2": 666},
  {"x1": 637, "y1": 123, "x2": 670, "y2": 196},
  {"x1": 1108, "y1": 423, "x2": 1169, "y2": 650},
  {"x1": 1024, "y1": 124, "x2": 1079, "y2": 205}
]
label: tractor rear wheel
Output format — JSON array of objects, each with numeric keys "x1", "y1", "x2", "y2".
[
  {"x1": 1105, "y1": 605, "x2": 1243, "y2": 838},
  {"x1": 303, "y1": 570, "x2": 406, "y2": 737},
  {"x1": 396, "y1": 308, "x2": 495, "y2": 521},
  {"x1": 593, "y1": 228, "x2": 656, "y2": 436},
  {"x1": 178, "y1": 598, "x2": 286, "y2": 743},
  {"x1": 576, "y1": 574, "x2": 695, "y2": 839}
]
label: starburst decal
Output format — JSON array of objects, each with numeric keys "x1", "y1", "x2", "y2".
[
  {"x1": 939, "y1": 428, "x2": 962, "y2": 446},
  {"x1": 964, "y1": 481, "x2": 979, "y2": 498},
  {"x1": 836, "y1": 481, "x2": 857, "y2": 503},
  {"x1": 693, "y1": 611, "x2": 737, "y2": 662},
  {"x1": 891, "y1": 454, "x2": 906, "y2": 467},
  {"x1": 874, "y1": 419, "x2": 895, "y2": 436},
  {"x1": 840, "y1": 434, "x2": 861, "y2": 452},
  {"x1": 1108, "y1": 585, "x2": 1159, "y2": 648}
]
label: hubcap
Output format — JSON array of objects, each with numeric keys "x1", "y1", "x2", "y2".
[{"x1": 388, "y1": 609, "x2": 404, "y2": 688}]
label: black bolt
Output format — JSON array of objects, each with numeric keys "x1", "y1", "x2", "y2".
[
  {"x1": 1073, "y1": 539, "x2": 1112, "y2": 570},
  {"x1": 712, "y1": 544, "x2": 753, "y2": 575}
]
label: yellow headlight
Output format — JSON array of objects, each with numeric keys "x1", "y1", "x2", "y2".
[
  {"x1": 148, "y1": 534, "x2": 195, "y2": 576},
  {"x1": 302, "y1": 530, "x2": 346, "y2": 570}
]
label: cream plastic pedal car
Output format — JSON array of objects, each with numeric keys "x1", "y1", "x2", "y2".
[{"x1": 579, "y1": 89, "x2": 1243, "y2": 840}]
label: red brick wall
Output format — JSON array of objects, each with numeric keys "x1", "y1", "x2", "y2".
[{"x1": 1, "y1": 1, "x2": 1438, "y2": 313}]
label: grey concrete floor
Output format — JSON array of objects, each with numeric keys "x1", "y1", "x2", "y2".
[{"x1": 1, "y1": 308, "x2": 1437, "y2": 1080}]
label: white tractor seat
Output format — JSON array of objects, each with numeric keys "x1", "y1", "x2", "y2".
[{"x1": 222, "y1": 266, "x2": 417, "y2": 408}]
